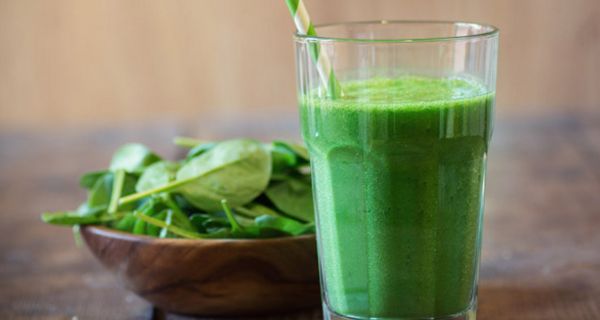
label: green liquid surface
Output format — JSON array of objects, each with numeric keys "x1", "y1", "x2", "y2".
[{"x1": 300, "y1": 76, "x2": 494, "y2": 319}]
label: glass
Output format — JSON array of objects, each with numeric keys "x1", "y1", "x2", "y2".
[{"x1": 293, "y1": 21, "x2": 499, "y2": 320}]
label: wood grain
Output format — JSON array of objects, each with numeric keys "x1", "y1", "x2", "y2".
[
  {"x1": 0, "y1": 114, "x2": 598, "y2": 319},
  {"x1": 80, "y1": 226, "x2": 320, "y2": 316}
]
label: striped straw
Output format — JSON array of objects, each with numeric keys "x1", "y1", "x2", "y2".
[{"x1": 285, "y1": 0, "x2": 343, "y2": 98}]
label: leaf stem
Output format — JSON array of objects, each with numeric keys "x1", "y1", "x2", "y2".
[
  {"x1": 159, "y1": 210, "x2": 173, "y2": 238},
  {"x1": 108, "y1": 169, "x2": 126, "y2": 214},
  {"x1": 119, "y1": 177, "x2": 192, "y2": 205},
  {"x1": 221, "y1": 199, "x2": 243, "y2": 233},
  {"x1": 173, "y1": 137, "x2": 209, "y2": 148},
  {"x1": 164, "y1": 194, "x2": 186, "y2": 217},
  {"x1": 119, "y1": 157, "x2": 246, "y2": 206},
  {"x1": 72, "y1": 225, "x2": 82, "y2": 247},
  {"x1": 42, "y1": 211, "x2": 125, "y2": 225},
  {"x1": 133, "y1": 211, "x2": 204, "y2": 239},
  {"x1": 164, "y1": 195, "x2": 194, "y2": 230}
]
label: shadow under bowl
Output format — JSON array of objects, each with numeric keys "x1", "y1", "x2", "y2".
[{"x1": 81, "y1": 226, "x2": 321, "y2": 316}]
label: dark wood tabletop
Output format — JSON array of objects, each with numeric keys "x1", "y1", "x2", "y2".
[{"x1": 1, "y1": 114, "x2": 599, "y2": 320}]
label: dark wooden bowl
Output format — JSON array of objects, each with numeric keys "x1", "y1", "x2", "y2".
[{"x1": 80, "y1": 226, "x2": 320, "y2": 316}]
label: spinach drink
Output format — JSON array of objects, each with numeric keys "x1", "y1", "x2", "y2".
[
  {"x1": 294, "y1": 21, "x2": 498, "y2": 320},
  {"x1": 302, "y1": 76, "x2": 493, "y2": 317}
]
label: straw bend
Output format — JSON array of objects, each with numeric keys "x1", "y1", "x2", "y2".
[{"x1": 285, "y1": 0, "x2": 343, "y2": 98}]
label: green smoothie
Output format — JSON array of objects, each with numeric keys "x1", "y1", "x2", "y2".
[{"x1": 300, "y1": 76, "x2": 494, "y2": 319}]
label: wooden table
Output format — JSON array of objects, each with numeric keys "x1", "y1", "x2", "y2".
[{"x1": 1, "y1": 114, "x2": 599, "y2": 319}]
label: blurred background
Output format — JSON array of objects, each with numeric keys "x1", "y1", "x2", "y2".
[{"x1": 1, "y1": 0, "x2": 598, "y2": 131}]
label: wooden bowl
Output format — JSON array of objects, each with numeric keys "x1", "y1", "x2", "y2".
[{"x1": 80, "y1": 226, "x2": 321, "y2": 316}]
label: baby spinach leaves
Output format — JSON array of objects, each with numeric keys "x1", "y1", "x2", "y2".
[
  {"x1": 79, "y1": 170, "x2": 108, "y2": 189},
  {"x1": 110, "y1": 143, "x2": 161, "y2": 174},
  {"x1": 265, "y1": 176, "x2": 314, "y2": 223},
  {"x1": 270, "y1": 141, "x2": 309, "y2": 180},
  {"x1": 135, "y1": 161, "x2": 179, "y2": 192},
  {"x1": 186, "y1": 142, "x2": 216, "y2": 160},
  {"x1": 255, "y1": 215, "x2": 314, "y2": 236},
  {"x1": 41, "y1": 138, "x2": 315, "y2": 239},
  {"x1": 41, "y1": 211, "x2": 123, "y2": 225},
  {"x1": 176, "y1": 139, "x2": 271, "y2": 211},
  {"x1": 86, "y1": 171, "x2": 137, "y2": 212},
  {"x1": 275, "y1": 141, "x2": 309, "y2": 162}
]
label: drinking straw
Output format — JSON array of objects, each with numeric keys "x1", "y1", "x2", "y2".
[{"x1": 285, "y1": 0, "x2": 343, "y2": 98}]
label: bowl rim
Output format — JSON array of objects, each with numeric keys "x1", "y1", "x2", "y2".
[{"x1": 81, "y1": 225, "x2": 316, "y2": 244}]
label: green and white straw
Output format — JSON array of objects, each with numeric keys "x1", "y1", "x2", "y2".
[{"x1": 285, "y1": 0, "x2": 343, "y2": 98}]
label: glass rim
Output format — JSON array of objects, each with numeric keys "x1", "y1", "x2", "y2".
[{"x1": 294, "y1": 20, "x2": 499, "y2": 43}]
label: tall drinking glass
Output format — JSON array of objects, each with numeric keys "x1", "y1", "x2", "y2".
[{"x1": 294, "y1": 21, "x2": 498, "y2": 320}]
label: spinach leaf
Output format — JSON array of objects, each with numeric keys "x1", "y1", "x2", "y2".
[
  {"x1": 76, "y1": 203, "x2": 107, "y2": 216},
  {"x1": 134, "y1": 212, "x2": 205, "y2": 239},
  {"x1": 130, "y1": 197, "x2": 168, "y2": 235},
  {"x1": 235, "y1": 203, "x2": 280, "y2": 218},
  {"x1": 129, "y1": 195, "x2": 195, "y2": 235},
  {"x1": 255, "y1": 215, "x2": 313, "y2": 236},
  {"x1": 171, "y1": 193, "x2": 198, "y2": 215},
  {"x1": 162, "y1": 196, "x2": 196, "y2": 231},
  {"x1": 189, "y1": 200, "x2": 262, "y2": 239},
  {"x1": 265, "y1": 176, "x2": 314, "y2": 222},
  {"x1": 176, "y1": 139, "x2": 271, "y2": 211},
  {"x1": 132, "y1": 217, "x2": 147, "y2": 235},
  {"x1": 120, "y1": 139, "x2": 271, "y2": 211},
  {"x1": 146, "y1": 210, "x2": 167, "y2": 237},
  {"x1": 87, "y1": 173, "x2": 115, "y2": 208},
  {"x1": 189, "y1": 214, "x2": 227, "y2": 233},
  {"x1": 159, "y1": 210, "x2": 174, "y2": 238},
  {"x1": 173, "y1": 137, "x2": 210, "y2": 149},
  {"x1": 111, "y1": 213, "x2": 137, "y2": 232},
  {"x1": 79, "y1": 170, "x2": 108, "y2": 189},
  {"x1": 186, "y1": 142, "x2": 217, "y2": 160},
  {"x1": 88, "y1": 172, "x2": 138, "y2": 211},
  {"x1": 270, "y1": 141, "x2": 310, "y2": 180},
  {"x1": 189, "y1": 211, "x2": 254, "y2": 232},
  {"x1": 136, "y1": 161, "x2": 179, "y2": 192},
  {"x1": 273, "y1": 141, "x2": 309, "y2": 162},
  {"x1": 271, "y1": 143, "x2": 298, "y2": 179},
  {"x1": 110, "y1": 143, "x2": 161, "y2": 174},
  {"x1": 41, "y1": 211, "x2": 123, "y2": 225}
]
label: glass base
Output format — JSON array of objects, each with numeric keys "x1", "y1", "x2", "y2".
[{"x1": 322, "y1": 302, "x2": 477, "y2": 320}]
